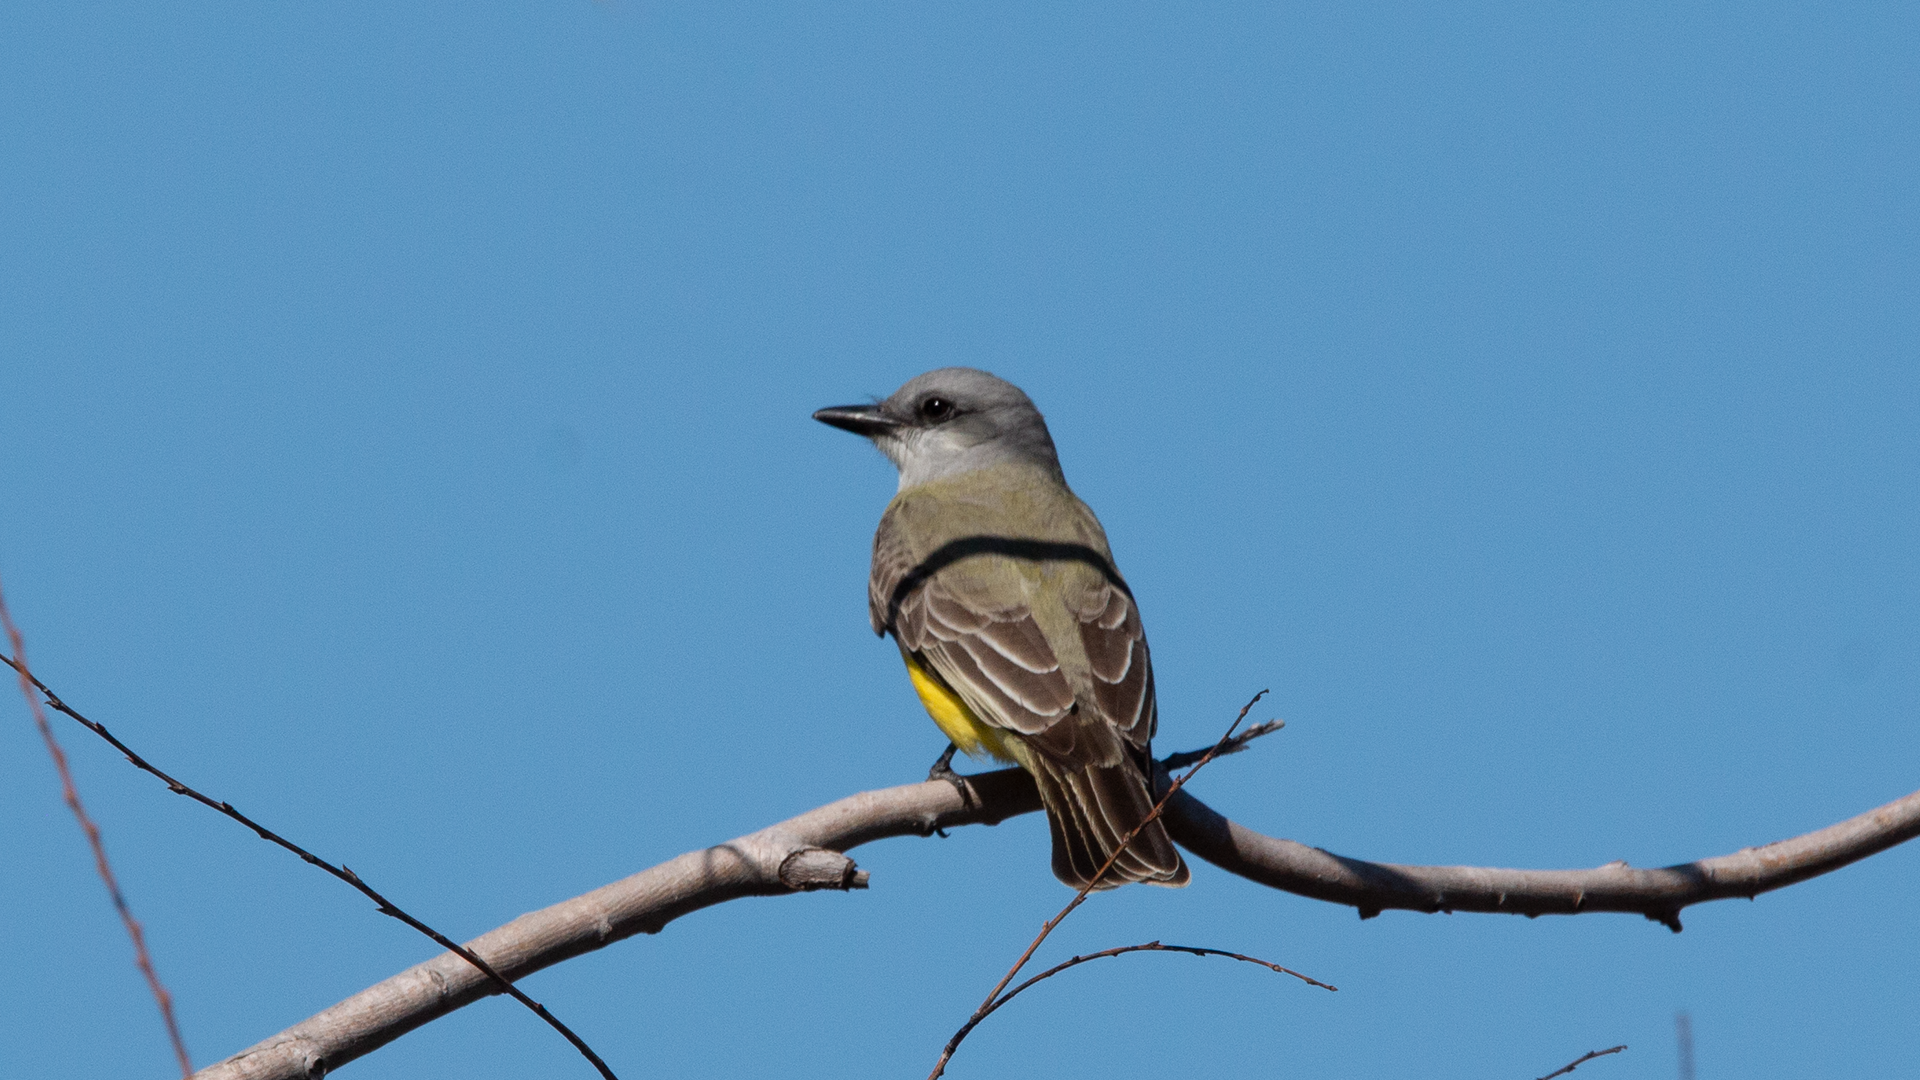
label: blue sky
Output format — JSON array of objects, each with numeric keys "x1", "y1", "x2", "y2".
[{"x1": 3, "y1": 2, "x2": 1916, "y2": 1077}]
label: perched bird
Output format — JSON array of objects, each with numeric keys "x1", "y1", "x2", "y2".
[{"x1": 814, "y1": 368, "x2": 1188, "y2": 889}]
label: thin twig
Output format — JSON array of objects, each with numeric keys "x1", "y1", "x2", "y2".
[
  {"x1": 0, "y1": 579, "x2": 193, "y2": 1078},
  {"x1": 941, "y1": 940, "x2": 1333, "y2": 1056},
  {"x1": 1536, "y1": 1045, "x2": 1627, "y2": 1080},
  {"x1": 0, "y1": 650, "x2": 620, "y2": 1080},
  {"x1": 1159, "y1": 718, "x2": 1284, "y2": 771},
  {"x1": 929, "y1": 690, "x2": 1271, "y2": 1080}
]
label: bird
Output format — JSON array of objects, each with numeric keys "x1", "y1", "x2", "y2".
[{"x1": 814, "y1": 368, "x2": 1188, "y2": 889}]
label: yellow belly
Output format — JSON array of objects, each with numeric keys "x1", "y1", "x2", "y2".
[{"x1": 903, "y1": 651, "x2": 1018, "y2": 763}]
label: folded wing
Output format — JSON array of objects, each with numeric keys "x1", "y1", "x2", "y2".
[{"x1": 870, "y1": 523, "x2": 1186, "y2": 888}]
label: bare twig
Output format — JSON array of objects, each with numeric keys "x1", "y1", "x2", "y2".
[
  {"x1": 940, "y1": 940, "x2": 1334, "y2": 1058},
  {"x1": 0, "y1": 580, "x2": 193, "y2": 1078},
  {"x1": 929, "y1": 690, "x2": 1271, "y2": 1080},
  {"x1": 0, "y1": 652, "x2": 619, "y2": 1080},
  {"x1": 1536, "y1": 1044, "x2": 1626, "y2": 1080},
  {"x1": 1159, "y1": 718, "x2": 1284, "y2": 771}
]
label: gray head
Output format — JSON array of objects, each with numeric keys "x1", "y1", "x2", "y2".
[{"x1": 814, "y1": 368, "x2": 1063, "y2": 489}]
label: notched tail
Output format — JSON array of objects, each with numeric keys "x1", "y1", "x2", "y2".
[{"x1": 1029, "y1": 757, "x2": 1188, "y2": 890}]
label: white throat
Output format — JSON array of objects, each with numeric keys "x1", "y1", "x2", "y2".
[{"x1": 880, "y1": 426, "x2": 1064, "y2": 491}]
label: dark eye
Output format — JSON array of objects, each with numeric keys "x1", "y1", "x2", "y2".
[{"x1": 919, "y1": 396, "x2": 955, "y2": 421}]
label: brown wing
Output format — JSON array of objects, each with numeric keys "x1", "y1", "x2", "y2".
[
  {"x1": 869, "y1": 509, "x2": 1186, "y2": 888},
  {"x1": 1064, "y1": 582, "x2": 1157, "y2": 753},
  {"x1": 869, "y1": 515, "x2": 1156, "y2": 761},
  {"x1": 891, "y1": 573, "x2": 1080, "y2": 738}
]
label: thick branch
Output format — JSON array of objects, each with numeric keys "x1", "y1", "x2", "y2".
[
  {"x1": 194, "y1": 771, "x2": 1920, "y2": 1079},
  {"x1": 1163, "y1": 783, "x2": 1920, "y2": 931},
  {"x1": 193, "y1": 772, "x2": 1039, "y2": 1080}
]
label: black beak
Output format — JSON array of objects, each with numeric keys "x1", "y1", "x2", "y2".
[{"x1": 813, "y1": 404, "x2": 904, "y2": 438}]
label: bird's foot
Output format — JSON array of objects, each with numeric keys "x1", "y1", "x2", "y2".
[{"x1": 926, "y1": 742, "x2": 974, "y2": 813}]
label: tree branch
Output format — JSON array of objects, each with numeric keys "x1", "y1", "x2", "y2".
[
  {"x1": 1536, "y1": 1044, "x2": 1626, "y2": 1080},
  {"x1": 192, "y1": 771, "x2": 1040, "y2": 1080},
  {"x1": 930, "y1": 691, "x2": 1270, "y2": 1080},
  {"x1": 936, "y1": 940, "x2": 1334, "y2": 1066},
  {"x1": 1157, "y1": 718, "x2": 1284, "y2": 771},
  {"x1": 193, "y1": 763, "x2": 1920, "y2": 1079},
  {"x1": 1162, "y1": 780, "x2": 1920, "y2": 932},
  {"x1": 2, "y1": 652, "x2": 619, "y2": 1080},
  {"x1": 0, "y1": 599, "x2": 193, "y2": 1077}
]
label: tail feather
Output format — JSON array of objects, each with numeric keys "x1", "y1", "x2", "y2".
[
  {"x1": 1077, "y1": 765, "x2": 1182, "y2": 883},
  {"x1": 1040, "y1": 777, "x2": 1105, "y2": 886},
  {"x1": 1063, "y1": 768, "x2": 1152, "y2": 883},
  {"x1": 1029, "y1": 757, "x2": 1189, "y2": 890}
]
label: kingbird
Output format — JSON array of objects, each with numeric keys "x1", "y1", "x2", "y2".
[{"x1": 814, "y1": 368, "x2": 1188, "y2": 889}]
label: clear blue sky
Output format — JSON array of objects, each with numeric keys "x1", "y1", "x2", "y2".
[{"x1": 3, "y1": 3, "x2": 1916, "y2": 1077}]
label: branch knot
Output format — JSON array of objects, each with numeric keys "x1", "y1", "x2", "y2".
[{"x1": 777, "y1": 847, "x2": 869, "y2": 891}]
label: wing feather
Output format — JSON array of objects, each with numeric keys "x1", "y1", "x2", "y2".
[
  {"x1": 868, "y1": 502, "x2": 1186, "y2": 887},
  {"x1": 873, "y1": 510, "x2": 1157, "y2": 753}
]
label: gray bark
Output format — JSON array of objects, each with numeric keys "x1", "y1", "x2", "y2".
[{"x1": 192, "y1": 771, "x2": 1920, "y2": 1080}]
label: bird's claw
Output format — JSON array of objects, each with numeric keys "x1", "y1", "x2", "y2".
[{"x1": 926, "y1": 742, "x2": 973, "y2": 808}]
